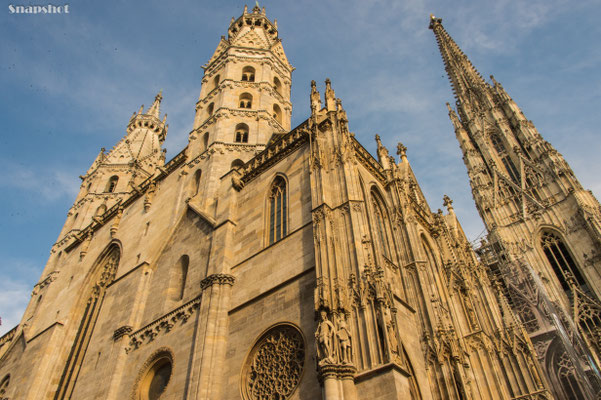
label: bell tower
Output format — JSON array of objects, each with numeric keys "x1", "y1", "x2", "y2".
[
  {"x1": 189, "y1": 4, "x2": 293, "y2": 160},
  {"x1": 431, "y1": 15, "x2": 601, "y2": 398}
]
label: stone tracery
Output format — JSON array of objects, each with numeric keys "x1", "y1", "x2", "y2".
[{"x1": 242, "y1": 324, "x2": 304, "y2": 400}]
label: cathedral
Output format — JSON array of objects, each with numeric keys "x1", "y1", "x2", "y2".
[{"x1": 1, "y1": 6, "x2": 601, "y2": 400}]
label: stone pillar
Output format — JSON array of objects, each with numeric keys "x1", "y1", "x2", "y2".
[
  {"x1": 319, "y1": 365, "x2": 358, "y2": 400},
  {"x1": 188, "y1": 273, "x2": 235, "y2": 400}
]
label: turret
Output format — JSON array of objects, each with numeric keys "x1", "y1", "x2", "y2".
[
  {"x1": 189, "y1": 4, "x2": 293, "y2": 159},
  {"x1": 60, "y1": 92, "x2": 167, "y2": 240}
]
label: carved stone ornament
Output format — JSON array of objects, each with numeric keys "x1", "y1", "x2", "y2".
[{"x1": 241, "y1": 324, "x2": 305, "y2": 400}]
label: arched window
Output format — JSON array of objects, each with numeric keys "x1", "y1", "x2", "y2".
[
  {"x1": 55, "y1": 245, "x2": 120, "y2": 399},
  {"x1": 235, "y1": 123, "x2": 249, "y2": 143},
  {"x1": 192, "y1": 169, "x2": 202, "y2": 197},
  {"x1": 273, "y1": 77, "x2": 282, "y2": 95},
  {"x1": 174, "y1": 255, "x2": 189, "y2": 301},
  {"x1": 231, "y1": 159, "x2": 244, "y2": 171},
  {"x1": 272, "y1": 104, "x2": 282, "y2": 124},
  {"x1": 202, "y1": 132, "x2": 209, "y2": 151},
  {"x1": 207, "y1": 102, "x2": 214, "y2": 117},
  {"x1": 239, "y1": 93, "x2": 253, "y2": 109},
  {"x1": 371, "y1": 191, "x2": 392, "y2": 259},
  {"x1": 491, "y1": 134, "x2": 506, "y2": 154},
  {"x1": 540, "y1": 231, "x2": 587, "y2": 293},
  {"x1": 269, "y1": 177, "x2": 287, "y2": 245},
  {"x1": 501, "y1": 156, "x2": 520, "y2": 183},
  {"x1": 241, "y1": 66, "x2": 255, "y2": 82},
  {"x1": 213, "y1": 74, "x2": 220, "y2": 90},
  {"x1": 106, "y1": 176, "x2": 118, "y2": 193}
]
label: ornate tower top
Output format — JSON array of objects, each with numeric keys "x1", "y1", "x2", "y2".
[{"x1": 190, "y1": 5, "x2": 293, "y2": 158}]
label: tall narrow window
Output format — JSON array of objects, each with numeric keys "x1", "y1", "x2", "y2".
[
  {"x1": 242, "y1": 66, "x2": 255, "y2": 82},
  {"x1": 192, "y1": 170, "x2": 202, "y2": 197},
  {"x1": 490, "y1": 134, "x2": 506, "y2": 154},
  {"x1": 106, "y1": 176, "x2": 118, "y2": 193},
  {"x1": 273, "y1": 77, "x2": 282, "y2": 95},
  {"x1": 212, "y1": 74, "x2": 220, "y2": 90},
  {"x1": 207, "y1": 103, "x2": 214, "y2": 117},
  {"x1": 269, "y1": 177, "x2": 287, "y2": 245},
  {"x1": 177, "y1": 255, "x2": 189, "y2": 301},
  {"x1": 235, "y1": 123, "x2": 249, "y2": 143},
  {"x1": 501, "y1": 156, "x2": 520, "y2": 183},
  {"x1": 203, "y1": 132, "x2": 209, "y2": 151},
  {"x1": 540, "y1": 231, "x2": 587, "y2": 293},
  {"x1": 273, "y1": 104, "x2": 282, "y2": 124},
  {"x1": 371, "y1": 192, "x2": 391, "y2": 259},
  {"x1": 55, "y1": 245, "x2": 120, "y2": 399}
]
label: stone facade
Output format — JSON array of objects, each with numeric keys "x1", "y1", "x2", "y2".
[{"x1": 0, "y1": 6, "x2": 596, "y2": 400}]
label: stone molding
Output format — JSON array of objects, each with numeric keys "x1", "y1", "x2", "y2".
[
  {"x1": 31, "y1": 271, "x2": 59, "y2": 296},
  {"x1": 200, "y1": 274, "x2": 236, "y2": 291},
  {"x1": 317, "y1": 363, "x2": 357, "y2": 381},
  {"x1": 125, "y1": 295, "x2": 201, "y2": 353},
  {"x1": 112, "y1": 325, "x2": 132, "y2": 341}
]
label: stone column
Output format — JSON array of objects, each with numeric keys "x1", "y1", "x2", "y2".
[{"x1": 188, "y1": 273, "x2": 235, "y2": 400}]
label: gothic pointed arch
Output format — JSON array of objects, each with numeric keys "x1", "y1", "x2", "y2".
[
  {"x1": 370, "y1": 187, "x2": 393, "y2": 260},
  {"x1": 539, "y1": 229, "x2": 588, "y2": 294},
  {"x1": 546, "y1": 338, "x2": 587, "y2": 399},
  {"x1": 54, "y1": 242, "x2": 121, "y2": 399},
  {"x1": 267, "y1": 175, "x2": 287, "y2": 245}
]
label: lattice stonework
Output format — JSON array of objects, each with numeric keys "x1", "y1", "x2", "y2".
[{"x1": 242, "y1": 324, "x2": 305, "y2": 400}]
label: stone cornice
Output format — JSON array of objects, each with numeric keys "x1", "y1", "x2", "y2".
[
  {"x1": 31, "y1": 271, "x2": 59, "y2": 296},
  {"x1": 238, "y1": 120, "x2": 310, "y2": 186},
  {"x1": 205, "y1": 47, "x2": 292, "y2": 78},
  {"x1": 125, "y1": 294, "x2": 202, "y2": 353},
  {"x1": 0, "y1": 326, "x2": 17, "y2": 348}
]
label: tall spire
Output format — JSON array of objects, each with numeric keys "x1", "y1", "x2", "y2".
[{"x1": 429, "y1": 15, "x2": 490, "y2": 117}]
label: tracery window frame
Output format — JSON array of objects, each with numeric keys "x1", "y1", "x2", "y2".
[
  {"x1": 241, "y1": 323, "x2": 305, "y2": 400},
  {"x1": 370, "y1": 189, "x2": 392, "y2": 260},
  {"x1": 55, "y1": 244, "x2": 121, "y2": 400},
  {"x1": 540, "y1": 230, "x2": 587, "y2": 293},
  {"x1": 268, "y1": 176, "x2": 288, "y2": 245}
]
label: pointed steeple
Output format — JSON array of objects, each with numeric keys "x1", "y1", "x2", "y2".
[
  {"x1": 429, "y1": 15, "x2": 491, "y2": 117},
  {"x1": 146, "y1": 90, "x2": 162, "y2": 118}
]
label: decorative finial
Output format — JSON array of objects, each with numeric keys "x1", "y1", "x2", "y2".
[
  {"x1": 428, "y1": 14, "x2": 442, "y2": 29},
  {"x1": 310, "y1": 80, "x2": 321, "y2": 115},
  {"x1": 443, "y1": 194, "x2": 453, "y2": 212},
  {"x1": 397, "y1": 143, "x2": 407, "y2": 159},
  {"x1": 324, "y1": 78, "x2": 336, "y2": 111},
  {"x1": 244, "y1": 5, "x2": 248, "y2": 13}
]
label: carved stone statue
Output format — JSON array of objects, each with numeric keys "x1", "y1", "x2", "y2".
[
  {"x1": 315, "y1": 311, "x2": 336, "y2": 364},
  {"x1": 337, "y1": 317, "x2": 352, "y2": 364}
]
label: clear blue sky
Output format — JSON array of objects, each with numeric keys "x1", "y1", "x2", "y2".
[{"x1": 1, "y1": 0, "x2": 600, "y2": 335}]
